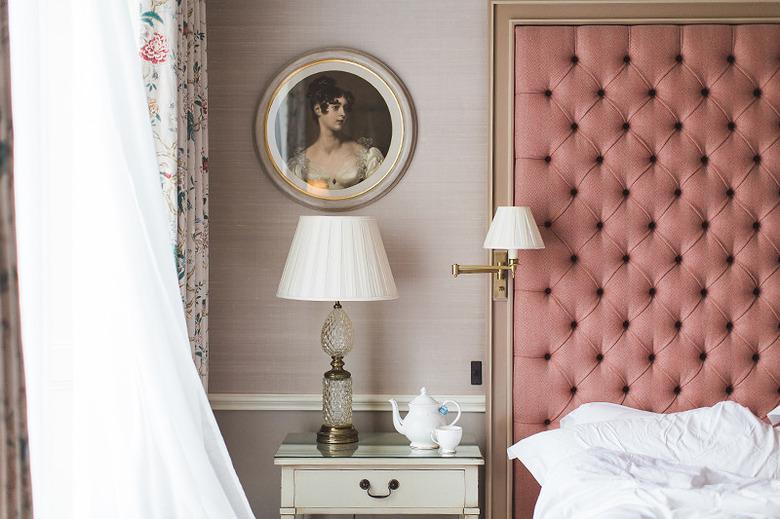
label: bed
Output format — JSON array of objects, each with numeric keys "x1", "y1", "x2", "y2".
[
  {"x1": 509, "y1": 401, "x2": 780, "y2": 517},
  {"x1": 507, "y1": 21, "x2": 780, "y2": 519}
]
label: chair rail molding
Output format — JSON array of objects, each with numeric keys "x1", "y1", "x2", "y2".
[{"x1": 209, "y1": 393, "x2": 487, "y2": 412}]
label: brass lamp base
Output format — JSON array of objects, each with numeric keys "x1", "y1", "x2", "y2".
[{"x1": 317, "y1": 424, "x2": 359, "y2": 445}]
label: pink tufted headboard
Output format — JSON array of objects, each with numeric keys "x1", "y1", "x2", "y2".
[{"x1": 512, "y1": 24, "x2": 780, "y2": 518}]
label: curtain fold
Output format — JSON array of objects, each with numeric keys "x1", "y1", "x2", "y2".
[
  {"x1": 10, "y1": 0, "x2": 252, "y2": 516},
  {"x1": 140, "y1": 0, "x2": 209, "y2": 388},
  {"x1": 139, "y1": 0, "x2": 178, "y2": 239},
  {"x1": 0, "y1": 0, "x2": 32, "y2": 516},
  {"x1": 176, "y1": 0, "x2": 209, "y2": 387}
]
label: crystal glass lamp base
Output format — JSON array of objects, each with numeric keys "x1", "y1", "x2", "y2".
[{"x1": 317, "y1": 302, "x2": 358, "y2": 445}]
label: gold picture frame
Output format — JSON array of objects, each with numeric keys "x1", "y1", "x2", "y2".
[{"x1": 255, "y1": 49, "x2": 416, "y2": 211}]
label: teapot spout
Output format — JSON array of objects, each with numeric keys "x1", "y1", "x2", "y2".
[{"x1": 388, "y1": 399, "x2": 404, "y2": 434}]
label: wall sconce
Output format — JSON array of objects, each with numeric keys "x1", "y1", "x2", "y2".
[{"x1": 452, "y1": 206, "x2": 545, "y2": 298}]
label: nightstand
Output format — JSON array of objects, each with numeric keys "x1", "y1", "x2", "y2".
[{"x1": 274, "y1": 432, "x2": 484, "y2": 518}]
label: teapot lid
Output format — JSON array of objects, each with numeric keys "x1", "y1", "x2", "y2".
[{"x1": 409, "y1": 387, "x2": 439, "y2": 407}]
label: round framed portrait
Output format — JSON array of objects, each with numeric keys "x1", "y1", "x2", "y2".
[{"x1": 256, "y1": 49, "x2": 416, "y2": 210}]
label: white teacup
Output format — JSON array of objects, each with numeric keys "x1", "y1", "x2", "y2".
[{"x1": 431, "y1": 425, "x2": 462, "y2": 454}]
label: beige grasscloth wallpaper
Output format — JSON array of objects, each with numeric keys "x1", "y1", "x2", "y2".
[{"x1": 208, "y1": 0, "x2": 489, "y2": 516}]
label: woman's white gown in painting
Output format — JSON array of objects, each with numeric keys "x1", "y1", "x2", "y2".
[{"x1": 289, "y1": 140, "x2": 384, "y2": 189}]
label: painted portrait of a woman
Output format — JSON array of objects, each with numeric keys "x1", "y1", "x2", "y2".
[
  {"x1": 284, "y1": 74, "x2": 390, "y2": 190},
  {"x1": 259, "y1": 50, "x2": 415, "y2": 210}
]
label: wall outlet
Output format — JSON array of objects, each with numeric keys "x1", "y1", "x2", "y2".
[{"x1": 470, "y1": 361, "x2": 482, "y2": 385}]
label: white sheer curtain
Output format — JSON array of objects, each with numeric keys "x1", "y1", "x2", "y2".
[{"x1": 10, "y1": 1, "x2": 254, "y2": 518}]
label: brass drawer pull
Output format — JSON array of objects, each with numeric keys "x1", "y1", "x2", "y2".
[{"x1": 358, "y1": 478, "x2": 399, "y2": 498}]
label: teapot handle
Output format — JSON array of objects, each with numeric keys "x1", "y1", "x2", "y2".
[{"x1": 441, "y1": 400, "x2": 462, "y2": 426}]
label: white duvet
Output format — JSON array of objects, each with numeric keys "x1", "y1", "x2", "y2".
[
  {"x1": 508, "y1": 402, "x2": 780, "y2": 518},
  {"x1": 535, "y1": 447, "x2": 780, "y2": 519}
]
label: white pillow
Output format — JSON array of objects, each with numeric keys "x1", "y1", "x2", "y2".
[
  {"x1": 769, "y1": 404, "x2": 780, "y2": 426},
  {"x1": 508, "y1": 428, "x2": 576, "y2": 485},
  {"x1": 508, "y1": 401, "x2": 780, "y2": 486},
  {"x1": 559, "y1": 402, "x2": 658, "y2": 428}
]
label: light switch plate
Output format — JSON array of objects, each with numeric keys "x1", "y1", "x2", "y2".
[{"x1": 470, "y1": 361, "x2": 482, "y2": 385}]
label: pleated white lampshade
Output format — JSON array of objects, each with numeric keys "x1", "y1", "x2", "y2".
[
  {"x1": 277, "y1": 216, "x2": 398, "y2": 302},
  {"x1": 483, "y1": 206, "x2": 545, "y2": 258}
]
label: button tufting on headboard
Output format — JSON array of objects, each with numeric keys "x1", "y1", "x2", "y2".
[
  {"x1": 513, "y1": 22, "x2": 779, "y2": 433},
  {"x1": 512, "y1": 24, "x2": 780, "y2": 518}
]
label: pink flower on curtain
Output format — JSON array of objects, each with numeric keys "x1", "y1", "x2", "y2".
[{"x1": 139, "y1": 32, "x2": 169, "y2": 64}]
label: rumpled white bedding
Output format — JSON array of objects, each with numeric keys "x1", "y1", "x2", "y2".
[
  {"x1": 509, "y1": 402, "x2": 780, "y2": 485},
  {"x1": 509, "y1": 402, "x2": 780, "y2": 518},
  {"x1": 534, "y1": 447, "x2": 780, "y2": 519}
]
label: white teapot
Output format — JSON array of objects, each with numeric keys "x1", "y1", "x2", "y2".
[{"x1": 389, "y1": 388, "x2": 461, "y2": 449}]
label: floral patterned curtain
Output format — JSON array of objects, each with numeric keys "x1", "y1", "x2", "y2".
[
  {"x1": 0, "y1": 0, "x2": 33, "y2": 516},
  {"x1": 139, "y1": 0, "x2": 209, "y2": 388}
]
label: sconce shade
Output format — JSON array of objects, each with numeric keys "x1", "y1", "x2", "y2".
[
  {"x1": 483, "y1": 206, "x2": 545, "y2": 251},
  {"x1": 277, "y1": 216, "x2": 398, "y2": 302}
]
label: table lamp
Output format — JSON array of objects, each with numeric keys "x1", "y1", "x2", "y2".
[{"x1": 277, "y1": 216, "x2": 398, "y2": 445}]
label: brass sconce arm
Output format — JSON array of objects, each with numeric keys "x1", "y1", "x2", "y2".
[
  {"x1": 451, "y1": 251, "x2": 517, "y2": 299},
  {"x1": 451, "y1": 260, "x2": 517, "y2": 278},
  {"x1": 451, "y1": 252, "x2": 518, "y2": 278}
]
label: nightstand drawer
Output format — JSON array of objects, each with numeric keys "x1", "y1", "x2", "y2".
[{"x1": 294, "y1": 469, "x2": 465, "y2": 508}]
